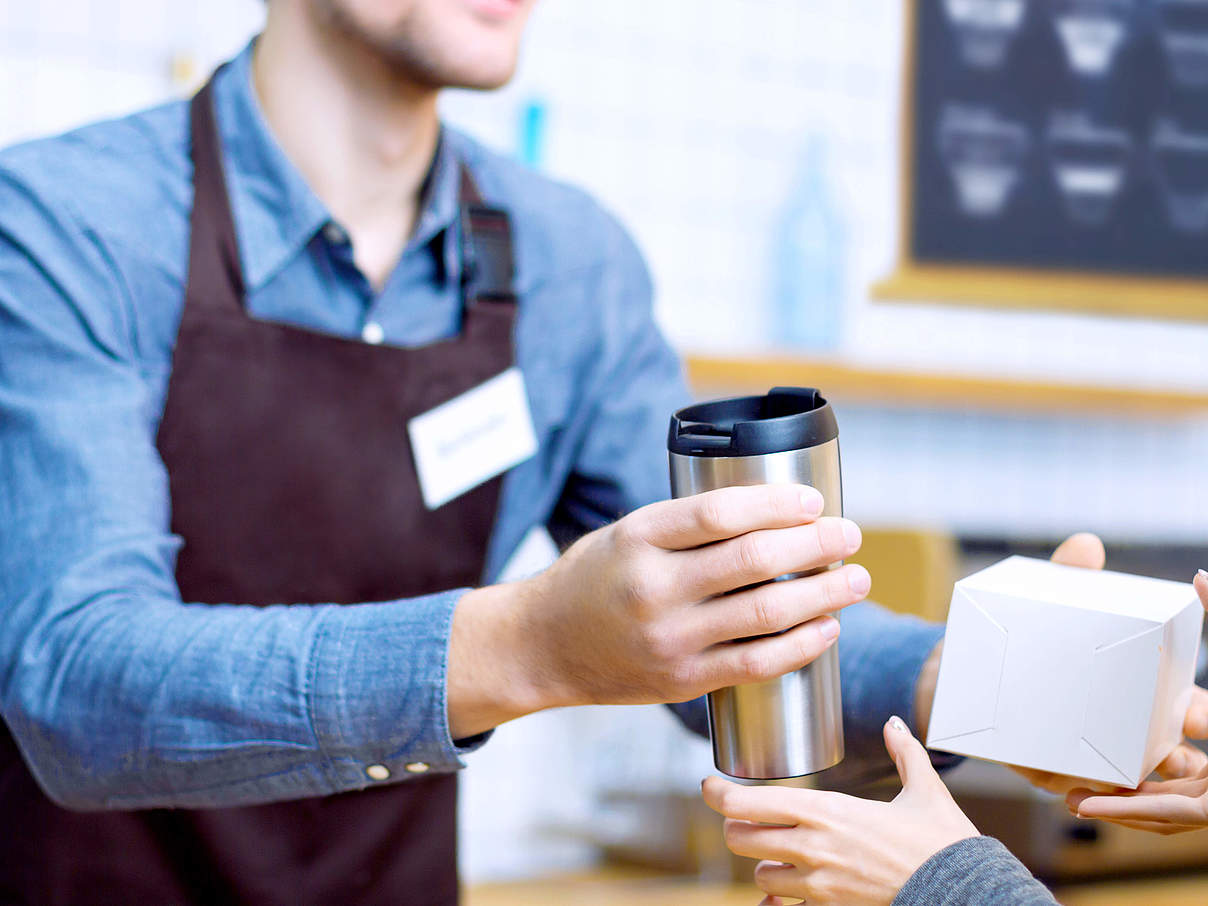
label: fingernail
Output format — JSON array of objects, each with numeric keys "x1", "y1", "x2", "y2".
[
  {"x1": 842, "y1": 519, "x2": 861, "y2": 549},
  {"x1": 800, "y1": 487, "x2": 824, "y2": 516},
  {"x1": 848, "y1": 565, "x2": 871, "y2": 596},
  {"x1": 818, "y1": 616, "x2": 840, "y2": 640},
  {"x1": 888, "y1": 715, "x2": 908, "y2": 733},
  {"x1": 1198, "y1": 568, "x2": 1208, "y2": 581}
]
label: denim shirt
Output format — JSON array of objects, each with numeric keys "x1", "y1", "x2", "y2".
[{"x1": 0, "y1": 42, "x2": 944, "y2": 810}]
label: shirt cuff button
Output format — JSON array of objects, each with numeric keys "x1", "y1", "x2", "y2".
[
  {"x1": 365, "y1": 764, "x2": 391, "y2": 781},
  {"x1": 404, "y1": 762, "x2": 430, "y2": 774}
]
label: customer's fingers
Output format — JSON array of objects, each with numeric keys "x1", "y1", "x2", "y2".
[
  {"x1": 1155, "y1": 742, "x2": 1208, "y2": 780},
  {"x1": 1136, "y1": 775, "x2": 1208, "y2": 798},
  {"x1": 1097, "y1": 817, "x2": 1202, "y2": 834},
  {"x1": 1182, "y1": 685, "x2": 1208, "y2": 740},
  {"x1": 753, "y1": 860, "x2": 805, "y2": 899},
  {"x1": 1072, "y1": 791, "x2": 1207, "y2": 826},
  {"x1": 701, "y1": 776, "x2": 801, "y2": 827},
  {"x1": 883, "y1": 715, "x2": 946, "y2": 798},
  {"x1": 1013, "y1": 766, "x2": 1121, "y2": 797},
  {"x1": 1193, "y1": 569, "x2": 1208, "y2": 610},
  {"x1": 1049, "y1": 533, "x2": 1105, "y2": 570},
  {"x1": 723, "y1": 819, "x2": 802, "y2": 864}
]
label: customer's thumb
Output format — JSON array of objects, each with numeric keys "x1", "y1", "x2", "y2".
[{"x1": 884, "y1": 715, "x2": 941, "y2": 795}]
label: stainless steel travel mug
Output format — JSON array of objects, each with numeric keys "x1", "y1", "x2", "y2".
[{"x1": 668, "y1": 387, "x2": 844, "y2": 779}]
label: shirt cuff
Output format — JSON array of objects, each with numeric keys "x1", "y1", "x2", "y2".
[
  {"x1": 841, "y1": 603, "x2": 944, "y2": 737},
  {"x1": 307, "y1": 589, "x2": 491, "y2": 792},
  {"x1": 893, "y1": 836, "x2": 1057, "y2": 906}
]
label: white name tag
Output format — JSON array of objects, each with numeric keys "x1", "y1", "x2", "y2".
[{"x1": 408, "y1": 367, "x2": 538, "y2": 510}]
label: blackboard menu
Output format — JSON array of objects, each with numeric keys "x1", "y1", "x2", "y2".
[{"x1": 909, "y1": 0, "x2": 1208, "y2": 281}]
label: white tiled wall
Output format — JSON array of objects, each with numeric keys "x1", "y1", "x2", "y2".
[
  {"x1": 439, "y1": 0, "x2": 1208, "y2": 547},
  {"x1": 2, "y1": 0, "x2": 1205, "y2": 882}
]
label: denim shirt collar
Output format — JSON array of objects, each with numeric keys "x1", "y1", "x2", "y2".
[{"x1": 210, "y1": 41, "x2": 462, "y2": 294}]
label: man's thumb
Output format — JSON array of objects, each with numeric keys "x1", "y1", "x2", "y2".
[{"x1": 884, "y1": 715, "x2": 941, "y2": 794}]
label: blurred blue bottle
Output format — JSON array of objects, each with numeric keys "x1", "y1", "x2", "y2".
[
  {"x1": 517, "y1": 97, "x2": 547, "y2": 169},
  {"x1": 771, "y1": 137, "x2": 846, "y2": 350}
]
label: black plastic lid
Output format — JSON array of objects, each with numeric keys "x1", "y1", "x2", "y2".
[{"x1": 667, "y1": 387, "x2": 838, "y2": 457}]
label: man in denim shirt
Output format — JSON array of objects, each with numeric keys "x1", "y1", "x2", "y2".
[{"x1": 0, "y1": 1, "x2": 952, "y2": 902}]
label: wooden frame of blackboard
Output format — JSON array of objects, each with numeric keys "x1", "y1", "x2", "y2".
[{"x1": 872, "y1": 0, "x2": 1208, "y2": 322}]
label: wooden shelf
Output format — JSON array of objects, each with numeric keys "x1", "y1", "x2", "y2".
[
  {"x1": 685, "y1": 355, "x2": 1208, "y2": 418},
  {"x1": 873, "y1": 265, "x2": 1208, "y2": 322}
]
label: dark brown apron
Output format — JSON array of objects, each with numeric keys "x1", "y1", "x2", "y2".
[{"x1": 0, "y1": 74, "x2": 518, "y2": 905}]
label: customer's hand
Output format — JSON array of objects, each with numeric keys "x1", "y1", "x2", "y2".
[
  {"x1": 702, "y1": 716, "x2": 979, "y2": 906},
  {"x1": 1064, "y1": 570, "x2": 1208, "y2": 834},
  {"x1": 448, "y1": 484, "x2": 870, "y2": 738}
]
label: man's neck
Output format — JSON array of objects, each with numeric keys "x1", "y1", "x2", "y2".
[{"x1": 253, "y1": 9, "x2": 441, "y2": 290}]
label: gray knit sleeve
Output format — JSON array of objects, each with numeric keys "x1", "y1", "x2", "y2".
[{"x1": 893, "y1": 836, "x2": 1057, "y2": 906}]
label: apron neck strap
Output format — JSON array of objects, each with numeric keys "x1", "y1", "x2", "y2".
[{"x1": 187, "y1": 74, "x2": 246, "y2": 311}]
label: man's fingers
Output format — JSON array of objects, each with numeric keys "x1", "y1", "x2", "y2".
[
  {"x1": 1184, "y1": 685, "x2": 1208, "y2": 740},
  {"x1": 697, "y1": 617, "x2": 840, "y2": 690},
  {"x1": 1193, "y1": 569, "x2": 1208, "y2": 611},
  {"x1": 678, "y1": 517, "x2": 861, "y2": 600},
  {"x1": 701, "y1": 776, "x2": 803, "y2": 826},
  {"x1": 691, "y1": 565, "x2": 870, "y2": 645},
  {"x1": 1050, "y1": 532, "x2": 1106, "y2": 570},
  {"x1": 1071, "y1": 791, "x2": 1208, "y2": 825},
  {"x1": 634, "y1": 485, "x2": 825, "y2": 551}
]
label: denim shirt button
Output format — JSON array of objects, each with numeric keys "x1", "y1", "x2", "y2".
[
  {"x1": 365, "y1": 763, "x2": 391, "y2": 781},
  {"x1": 361, "y1": 321, "x2": 385, "y2": 345},
  {"x1": 404, "y1": 762, "x2": 430, "y2": 774},
  {"x1": 323, "y1": 222, "x2": 348, "y2": 245}
]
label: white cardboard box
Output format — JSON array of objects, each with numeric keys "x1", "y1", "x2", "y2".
[{"x1": 926, "y1": 556, "x2": 1204, "y2": 788}]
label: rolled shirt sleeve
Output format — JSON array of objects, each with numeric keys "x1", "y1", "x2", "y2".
[
  {"x1": 827, "y1": 601, "x2": 953, "y2": 785},
  {"x1": 0, "y1": 170, "x2": 484, "y2": 812}
]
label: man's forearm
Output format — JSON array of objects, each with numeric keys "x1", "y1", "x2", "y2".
[{"x1": 838, "y1": 603, "x2": 946, "y2": 752}]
